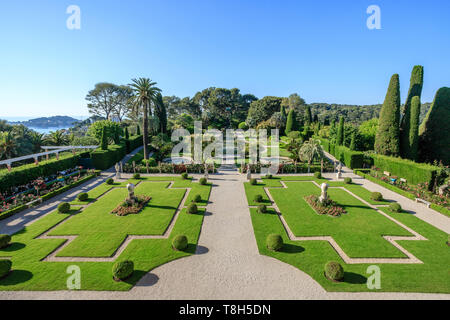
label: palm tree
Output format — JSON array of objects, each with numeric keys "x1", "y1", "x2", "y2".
[
  {"x1": 0, "y1": 131, "x2": 17, "y2": 159},
  {"x1": 299, "y1": 138, "x2": 324, "y2": 173},
  {"x1": 45, "y1": 130, "x2": 69, "y2": 146},
  {"x1": 129, "y1": 78, "x2": 161, "y2": 160},
  {"x1": 29, "y1": 131, "x2": 45, "y2": 152}
]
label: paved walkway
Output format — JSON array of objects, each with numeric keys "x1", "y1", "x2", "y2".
[{"x1": 1, "y1": 164, "x2": 449, "y2": 300}]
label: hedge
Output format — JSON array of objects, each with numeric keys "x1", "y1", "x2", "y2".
[
  {"x1": 0, "y1": 153, "x2": 81, "y2": 193},
  {"x1": 370, "y1": 154, "x2": 445, "y2": 187},
  {"x1": 91, "y1": 144, "x2": 126, "y2": 170},
  {"x1": 316, "y1": 137, "x2": 364, "y2": 169},
  {"x1": 128, "y1": 135, "x2": 143, "y2": 151},
  {"x1": 0, "y1": 204, "x2": 28, "y2": 221}
]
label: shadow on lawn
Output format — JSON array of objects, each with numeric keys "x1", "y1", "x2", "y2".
[
  {"x1": 1, "y1": 242, "x2": 26, "y2": 252},
  {"x1": 343, "y1": 272, "x2": 367, "y2": 284},
  {"x1": 0, "y1": 270, "x2": 33, "y2": 285},
  {"x1": 281, "y1": 243, "x2": 304, "y2": 254}
]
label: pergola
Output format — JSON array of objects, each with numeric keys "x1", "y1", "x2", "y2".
[{"x1": 0, "y1": 146, "x2": 98, "y2": 171}]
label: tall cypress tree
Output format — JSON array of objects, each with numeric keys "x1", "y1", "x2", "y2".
[
  {"x1": 408, "y1": 96, "x2": 420, "y2": 162},
  {"x1": 125, "y1": 127, "x2": 130, "y2": 139},
  {"x1": 100, "y1": 127, "x2": 108, "y2": 150},
  {"x1": 349, "y1": 131, "x2": 356, "y2": 150},
  {"x1": 305, "y1": 106, "x2": 312, "y2": 124},
  {"x1": 337, "y1": 117, "x2": 344, "y2": 145},
  {"x1": 285, "y1": 109, "x2": 296, "y2": 134},
  {"x1": 136, "y1": 124, "x2": 141, "y2": 136},
  {"x1": 400, "y1": 65, "x2": 424, "y2": 159},
  {"x1": 280, "y1": 105, "x2": 287, "y2": 119},
  {"x1": 419, "y1": 87, "x2": 450, "y2": 165},
  {"x1": 375, "y1": 74, "x2": 401, "y2": 156}
]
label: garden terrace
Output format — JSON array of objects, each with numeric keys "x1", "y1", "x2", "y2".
[
  {"x1": 245, "y1": 175, "x2": 450, "y2": 293},
  {"x1": 0, "y1": 176, "x2": 211, "y2": 290}
]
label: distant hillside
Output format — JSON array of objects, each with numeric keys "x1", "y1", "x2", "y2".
[
  {"x1": 309, "y1": 102, "x2": 431, "y2": 125},
  {"x1": 9, "y1": 116, "x2": 81, "y2": 128}
]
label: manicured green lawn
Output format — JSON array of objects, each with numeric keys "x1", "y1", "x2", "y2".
[
  {"x1": 246, "y1": 175, "x2": 450, "y2": 293},
  {"x1": 0, "y1": 176, "x2": 211, "y2": 291}
]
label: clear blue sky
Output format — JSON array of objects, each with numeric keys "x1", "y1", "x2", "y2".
[{"x1": 0, "y1": 0, "x2": 449, "y2": 117}]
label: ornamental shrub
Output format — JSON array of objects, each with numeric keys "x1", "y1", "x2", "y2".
[
  {"x1": 389, "y1": 202, "x2": 402, "y2": 213},
  {"x1": 193, "y1": 194, "x2": 202, "y2": 203},
  {"x1": 238, "y1": 122, "x2": 249, "y2": 130},
  {"x1": 370, "y1": 192, "x2": 383, "y2": 201},
  {"x1": 0, "y1": 260, "x2": 12, "y2": 278},
  {"x1": 324, "y1": 261, "x2": 344, "y2": 281},
  {"x1": 375, "y1": 74, "x2": 401, "y2": 156},
  {"x1": 257, "y1": 204, "x2": 267, "y2": 214},
  {"x1": 181, "y1": 172, "x2": 189, "y2": 180},
  {"x1": 199, "y1": 177, "x2": 207, "y2": 185},
  {"x1": 187, "y1": 203, "x2": 198, "y2": 214},
  {"x1": 266, "y1": 234, "x2": 283, "y2": 251},
  {"x1": 254, "y1": 194, "x2": 263, "y2": 203},
  {"x1": 106, "y1": 178, "x2": 114, "y2": 185},
  {"x1": 58, "y1": 202, "x2": 70, "y2": 213},
  {"x1": 133, "y1": 173, "x2": 141, "y2": 179},
  {"x1": 0, "y1": 234, "x2": 11, "y2": 249},
  {"x1": 172, "y1": 235, "x2": 188, "y2": 251},
  {"x1": 344, "y1": 177, "x2": 352, "y2": 184},
  {"x1": 314, "y1": 171, "x2": 322, "y2": 179},
  {"x1": 250, "y1": 178, "x2": 257, "y2": 185},
  {"x1": 112, "y1": 260, "x2": 134, "y2": 281},
  {"x1": 77, "y1": 193, "x2": 89, "y2": 201},
  {"x1": 265, "y1": 174, "x2": 273, "y2": 179}
]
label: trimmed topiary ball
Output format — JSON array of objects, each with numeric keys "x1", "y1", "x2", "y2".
[
  {"x1": 265, "y1": 174, "x2": 273, "y2": 179},
  {"x1": 254, "y1": 194, "x2": 263, "y2": 203},
  {"x1": 0, "y1": 260, "x2": 12, "y2": 278},
  {"x1": 172, "y1": 235, "x2": 188, "y2": 251},
  {"x1": 199, "y1": 177, "x2": 207, "y2": 185},
  {"x1": 257, "y1": 204, "x2": 267, "y2": 214},
  {"x1": 266, "y1": 234, "x2": 283, "y2": 251},
  {"x1": 133, "y1": 173, "x2": 141, "y2": 179},
  {"x1": 187, "y1": 203, "x2": 198, "y2": 214},
  {"x1": 314, "y1": 171, "x2": 322, "y2": 179},
  {"x1": 77, "y1": 192, "x2": 89, "y2": 201},
  {"x1": 58, "y1": 202, "x2": 70, "y2": 213},
  {"x1": 389, "y1": 203, "x2": 402, "y2": 213},
  {"x1": 106, "y1": 178, "x2": 114, "y2": 185},
  {"x1": 193, "y1": 194, "x2": 202, "y2": 203},
  {"x1": 324, "y1": 261, "x2": 344, "y2": 281},
  {"x1": 250, "y1": 178, "x2": 257, "y2": 185},
  {"x1": 181, "y1": 172, "x2": 189, "y2": 180},
  {"x1": 370, "y1": 192, "x2": 383, "y2": 201},
  {"x1": 344, "y1": 177, "x2": 352, "y2": 184},
  {"x1": 0, "y1": 234, "x2": 11, "y2": 249},
  {"x1": 112, "y1": 260, "x2": 134, "y2": 281}
]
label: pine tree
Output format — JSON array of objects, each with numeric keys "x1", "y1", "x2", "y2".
[
  {"x1": 400, "y1": 65, "x2": 424, "y2": 159},
  {"x1": 375, "y1": 74, "x2": 401, "y2": 156},
  {"x1": 408, "y1": 96, "x2": 420, "y2": 161},
  {"x1": 100, "y1": 127, "x2": 108, "y2": 150},
  {"x1": 349, "y1": 132, "x2": 356, "y2": 150},
  {"x1": 419, "y1": 87, "x2": 450, "y2": 165},
  {"x1": 285, "y1": 109, "x2": 296, "y2": 134},
  {"x1": 337, "y1": 117, "x2": 344, "y2": 145}
]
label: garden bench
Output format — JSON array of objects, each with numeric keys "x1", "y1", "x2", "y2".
[{"x1": 415, "y1": 198, "x2": 431, "y2": 208}]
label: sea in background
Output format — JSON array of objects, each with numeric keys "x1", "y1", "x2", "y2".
[{"x1": 1, "y1": 116, "x2": 88, "y2": 134}]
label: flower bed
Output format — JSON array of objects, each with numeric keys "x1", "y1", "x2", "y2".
[
  {"x1": 304, "y1": 195, "x2": 346, "y2": 217},
  {"x1": 123, "y1": 162, "x2": 218, "y2": 174},
  {"x1": 0, "y1": 169, "x2": 99, "y2": 220},
  {"x1": 111, "y1": 195, "x2": 151, "y2": 216},
  {"x1": 239, "y1": 161, "x2": 334, "y2": 174}
]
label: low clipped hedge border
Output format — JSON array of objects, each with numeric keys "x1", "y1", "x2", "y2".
[
  {"x1": 355, "y1": 170, "x2": 450, "y2": 218},
  {"x1": 0, "y1": 171, "x2": 99, "y2": 221},
  {"x1": 316, "y1": 137, "x2": 364, "y2": 169},
  {"x1": 371, "y1": 154, "x2": 445, "y2": 188},
  {"x1": 0, "y1": 153, "x2": 81, "y2": 193}
]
